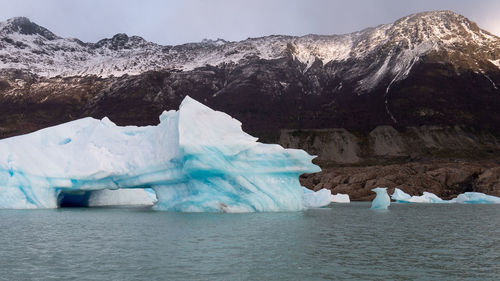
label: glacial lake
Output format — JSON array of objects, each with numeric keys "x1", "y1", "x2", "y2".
[{"x1": 0, "y1": 203, "x2": 499, "y2": 281}]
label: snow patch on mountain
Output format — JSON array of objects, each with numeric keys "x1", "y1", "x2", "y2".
[{"x1": 490, "y1": 59, "x2": 500, "y2": 69}]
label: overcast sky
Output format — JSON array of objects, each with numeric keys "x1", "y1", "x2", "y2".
[{"x1": 0, "y1": 0, "x2": 499, "y2": 45}]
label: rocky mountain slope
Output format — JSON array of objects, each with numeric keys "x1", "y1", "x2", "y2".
[{"x1": 0, "y1": 11, "x2": 499, "y2": 199}]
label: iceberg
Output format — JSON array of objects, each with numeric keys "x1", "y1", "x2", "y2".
[
  {"x1": 302, "y1": 188, "x2": 331, "y2": 208},
  {"x1": 409, "y1": 192, "x2": 446, "y2": 203},
  {"x1": 391, "y1": 188, "x2": 446, "y2": 203},
  {"x1": 331, "y1": 193, "x2": 350, "y2": 203},
  {"x1": 371, "y1": 187, "x2": 390, "y2": 210},
  {"x1": 0, "y1": 96, "x2": 322, "y2": 212},
  {"x1": 450, "y1": 192, "x2": 500, "y2": 204},
  {"x1": 391, "y1": 188, "x2": 412, "y2": 202},
  {"x1": 391, "y1": 188, "x2": 500, "y2": 204}
]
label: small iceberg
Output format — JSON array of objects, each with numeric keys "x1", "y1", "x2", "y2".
[
  {"x1": 371, "y1": 187, "x2": 390, "y2": 210},
  {"x1": 391, "y1": 188, "x2": 446, "y2": 203},
  {"x1": 450, "y1": 192, "x2": 500, "y2": 204},
  {"x1": 391, "y1": 188, "x2": 500, "y2": 204},
  {"x1": 302, "y1": 188, "x2": 331, "y2": 208},
  {"x1": 331, "y1": 193, "x2": 350, "y2": 203},
  {"x1": 391, "y1": 188, "x2": 412, "y2": 202},
  {"x1": 410, "y1": 192, "x2": 446, "y2": 203}
]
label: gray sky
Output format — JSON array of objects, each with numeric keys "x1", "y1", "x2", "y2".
[{"x1": 0, "y1": 0, "x2": 499, "y2": 45}]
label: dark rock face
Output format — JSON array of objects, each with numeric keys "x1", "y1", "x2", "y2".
[
  {"x1": 280, "y1": 125, "x2": 500, "y2": 165},
  {"x1": 0, "y1": 11, "x2": 499, "y2": 199},
  {"x1": 1, "y1": 54, "x2": 498, "y2": 141}
]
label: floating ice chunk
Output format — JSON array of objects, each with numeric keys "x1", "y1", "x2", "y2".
[
  {"x1": 409, "y1": 192, "x2": 445, "y2": 203},
  {"x1": 450, "y1": 192, "x2": 500, "y2": 204},
  {"x1": 371, "y1": 187, "x2": 390, "y2": 210},
  {"x1": 302, "y1": 188, "x2": 331, "y2": 208},
  {"x1": 0, "y1": 96, "x2": 320, "y2": 212},
  {"x1": 391, "y1": 188, "x2": 412, "y2": 202},
  {"x1": 392, "y1": 188, "x2": 446, "y2": 203},
  {"x1": 331, "y1": 193, "x2": 350, "y2": 203},
  {"x1": 392, "y1": 189, "x2": 500, "y2": 204}
]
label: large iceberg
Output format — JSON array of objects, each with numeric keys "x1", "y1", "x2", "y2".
[
  {"x1": 0, "y1": 96, "x2": 324, "y2": 212},
  {"x1": 371, "y1": 187, "x2": 390, "y2": 210}
]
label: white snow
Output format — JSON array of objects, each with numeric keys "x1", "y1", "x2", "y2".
[
  {"x1": 482, "y1": 72, "x2": 498, "y2": 90},
  {"x1": 489, "y1": 59, "x2": 500, "y2": 69}
]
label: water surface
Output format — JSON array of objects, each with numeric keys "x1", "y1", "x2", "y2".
[{"x1": 0, "y1": 203, "x2": 498, "y2": 280}]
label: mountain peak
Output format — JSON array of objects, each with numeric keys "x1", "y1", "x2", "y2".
[
  {"x1": 93, "y1": 33, "x2": 150, "y2": 50},
  {"x1": 386, "y1": 10, "x2": 496, "y2": 45},
  {"x1": 201, "y1": 38, "x2": 228, "y2": 46},
  {"x1": 399, "y1": 10, "x2": 477, "y2": 29},
  {"x1": 406, "y1": 10, "x2": 464, "y2": 19},
  {"x1": 7, "y1": 16, "x2": 32, "y2": 25},
  {"x1": 1, "y1": 17, "x2": 58, "y2": 40}
]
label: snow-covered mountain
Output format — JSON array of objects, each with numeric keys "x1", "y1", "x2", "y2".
[
  {"x1": 0, "y1": 11, "x2": 499, "y2": 141},
  {"x1": 1, "y1": 11, "x2": 498, "y2": 88}
]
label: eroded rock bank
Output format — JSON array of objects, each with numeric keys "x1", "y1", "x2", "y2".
[
  {"x1": 283, "y1": 125, "x2": 500, "y2": 200},
  {"x1": 280, "y1": 125, "x2": 500, "y2": 165},
  {"x1": 300, "y1": 161, "x2": 500, "y2": 201}
]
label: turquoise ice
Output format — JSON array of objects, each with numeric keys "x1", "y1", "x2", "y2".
[
  {"x1": 0, "y1": 96, "x2": 326, "y2": 211},
  {"x1": 371, "y1": 187, "x2": 390, "y2": 210}
]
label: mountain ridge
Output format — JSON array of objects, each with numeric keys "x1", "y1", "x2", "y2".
[{"x1": 0, "y1": 11, "x2": 498, "y2": 85}]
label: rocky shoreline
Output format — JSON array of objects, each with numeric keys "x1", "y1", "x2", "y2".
[
  {"x1": 300, "y1": 159, "x2": 500, "y2": 201},
  {"x1": 280, "y1": 125, "x2": 500, "y2": 200}
]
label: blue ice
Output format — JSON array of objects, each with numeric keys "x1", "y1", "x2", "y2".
[
  {"x1": 0, "y1": 96, "x2": 327, "y2": 212},
  {"x1": 371, "y1": 187, "x2": 390, "y2": 210}
]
